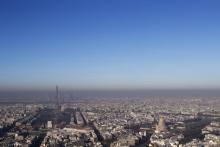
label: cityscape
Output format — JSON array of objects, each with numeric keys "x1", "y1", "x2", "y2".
[
  {"x1": 1, "y1": 0, "x2": 220, "y2": 147},
  {"x1": 0, "y1": 87, "x2": 220, "y2": 146}
]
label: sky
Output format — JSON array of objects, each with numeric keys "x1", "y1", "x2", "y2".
[{"x1": 0, "y1": 0, "x2": 220, "y2": 91}]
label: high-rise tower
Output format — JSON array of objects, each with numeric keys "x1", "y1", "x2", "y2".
[
  {"x1": 56, "y1": 85, "x2": 59, "y2": 103},
  {"x1": 55, "y1": 86, "x2": 62, "y2": 111}
]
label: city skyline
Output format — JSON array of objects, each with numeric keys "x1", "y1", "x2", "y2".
[
  {"x1": 1, "y1": 1, "x2": 220, "y2": 147},
  {"x1": 1, "y1": 0, "x2": 220, "y2": 91}
]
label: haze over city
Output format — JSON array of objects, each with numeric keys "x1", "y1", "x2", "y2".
[
  {"x1": 0, "y1": 1, "x2": 220, "y2": 147},
  {"x1": 1, "y1": 0, "x2": 220, "y2": 93}
]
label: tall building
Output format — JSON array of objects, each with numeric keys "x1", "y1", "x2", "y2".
[
  {"x1": 56, "y1": 85, "x2": 59, "y2": 103},
  {"x1": 55, "y1": 86, "x2": 62, "y2": 111},
  {"x1": 47, "y1": 121, "x2": 53, "y2": 129},
  {"x1": 156, "y1": 116, "x2": 167, "y2": 133}
]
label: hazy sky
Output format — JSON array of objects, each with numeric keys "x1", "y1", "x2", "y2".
[{"x1": 0, "y1": 0, "x2": 220, "y2": 90}]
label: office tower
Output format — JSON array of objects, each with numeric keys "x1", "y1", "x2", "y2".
[
  {"x1": 47, "y1": 121, "x2": 53, "y2": 129},
  {"x1": 56, "y1": 85, "x2": 59, "y2": 103},
  {"x1": 55, "y1": 86, "x2": 62, "y2": 111}
]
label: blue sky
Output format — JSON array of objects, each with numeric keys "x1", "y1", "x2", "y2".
[{"x1": 0, "y1": 0, "x2": 220, "y2": 90}]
